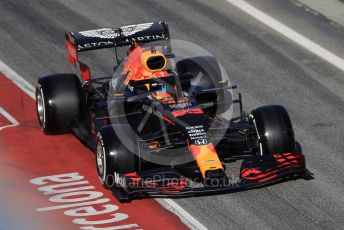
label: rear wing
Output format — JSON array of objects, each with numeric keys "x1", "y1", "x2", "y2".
[{"x1": 65, "y1": 21, "x2": 170, "y2": 66}]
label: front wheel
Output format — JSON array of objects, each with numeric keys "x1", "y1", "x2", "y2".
[
  {"x1": 96, "y1": 125, "x2": 138, "y2": 189},
  {"x1": 251, "y1": 105, "x2": 295, "y2": 156}
]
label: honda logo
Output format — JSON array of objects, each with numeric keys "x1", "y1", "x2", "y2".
[{"x1": 194, "y1": 139, "x2": 208, "y2": 145}]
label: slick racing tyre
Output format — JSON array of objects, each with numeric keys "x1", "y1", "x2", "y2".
[
  {"x1": 96, "y1": 125, "x2": 138, "y2": 189},
  {"x1": 251, "y1": 105, "x2": 295, "y2": 156},
  {"x1": 176, "y1": 56, "x2": 231, "y2": 115},
  {"x1": 36, "y1": 74, "x2": 82, "y2": 134}
]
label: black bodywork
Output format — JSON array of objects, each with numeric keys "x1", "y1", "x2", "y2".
[{"x1": 69, "y1": 73, "x2": 307, "y2": 201}]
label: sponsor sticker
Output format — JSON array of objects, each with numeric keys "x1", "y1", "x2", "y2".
[
  {"x1": 186, "y1": 125, "x2": 207, "y2": 141},
  {"x1": 194, "y1": 139, "x2": 208, "y2": 145}
]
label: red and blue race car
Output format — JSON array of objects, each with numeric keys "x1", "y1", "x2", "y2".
[{"x1": 35, "y1": 21, "x2": 308, "y2": 202}]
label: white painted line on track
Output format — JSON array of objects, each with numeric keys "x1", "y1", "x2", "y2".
[
  {"x1": 0, "y1": 107, "x2": 19, "y2": 131},
  {"x1": 226, "y1": 0, "x2": 344, "y2": 73},
  {"x1": 0, "y1": 60, "x2": 208, "y2": 230},
  {"x1": 156, "y1": 198, "x2": 208, "y2": 230},
  {"x1": 0, "y1": 60, "x2": 35, "y2": 99}
]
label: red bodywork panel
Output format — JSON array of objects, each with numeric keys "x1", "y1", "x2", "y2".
[
  {"x1": 65, "y1": 39, "x2": 78, "y2": 66},
  {"x1": 240, "y1": 152, "x2": 306, "y2": 183},
  {"x1": 122, "y1": 46, "x2": 169, "y2": 84},
  {"x1": 172, "y1": 108, "x2": 204, "y2": 117}
]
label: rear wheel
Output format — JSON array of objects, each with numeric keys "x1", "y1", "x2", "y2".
[
  {"x1": 36, "y1": 74, "x2": 82, "y2": 134},
  {"x1": 251, "y1": 105, "x2": 295, "y2": 156},
  {"x1": 96, "y1": 125, "x2": 138, "y2": 189},
  {"x1": 176, "y1": 56, "x2": 231, "y2": 115}
]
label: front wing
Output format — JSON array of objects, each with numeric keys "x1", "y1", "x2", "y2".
[{"x1": 112, "y1": 152, "x2": 308, "y2": 202}]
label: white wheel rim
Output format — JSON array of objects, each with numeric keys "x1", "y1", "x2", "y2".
[
  {"x1": 36, "y1": 88, "x2": 46, "y2": 127},
  {"x1": 96, "y1": 140, "x2": 105, "y2": 182}
]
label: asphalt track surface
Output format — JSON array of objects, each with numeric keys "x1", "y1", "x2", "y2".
[{"x1": 1, "y1": 0, "x2": 344, "y2": 229}]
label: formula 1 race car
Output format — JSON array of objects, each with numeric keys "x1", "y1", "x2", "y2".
[{"x1": 36, "y1": 21, "x2": 307, "y2": 202}]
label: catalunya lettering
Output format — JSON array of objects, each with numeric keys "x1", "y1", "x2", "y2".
[{"x1": 30, "y1": 172, "x2": 140, "y2": 230}]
